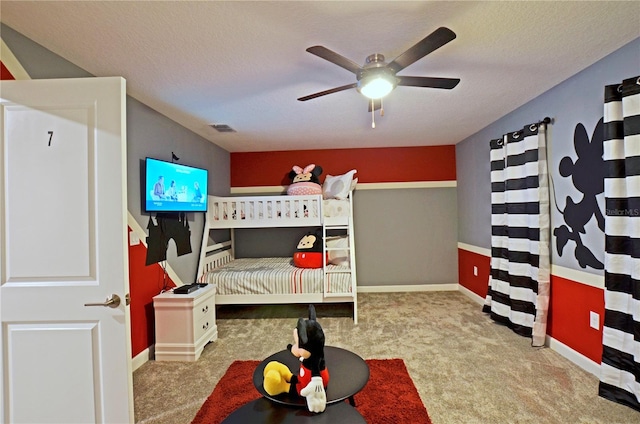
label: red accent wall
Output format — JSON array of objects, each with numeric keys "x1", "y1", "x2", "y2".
[
  {"x1": 457, "y1": 248, "x2": 490, "y2": 298},
  {"x1": 231, "y1": 145, "x2": 456, "y2": 187},
  {"x1": 1, "y1": 62, "x2": 15, "y2": 80},
  {"x1": 547, "y1": 275, "x2": 604, "y2": 364},
  {"x1": 127, "y1": 228, "x2": 175, "y2": 357}
]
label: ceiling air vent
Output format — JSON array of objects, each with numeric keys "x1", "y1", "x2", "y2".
[{"x1": 209, "y1": 123, "x2": 236, "y2": 133}]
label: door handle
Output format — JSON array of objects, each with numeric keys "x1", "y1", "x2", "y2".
[{"x1": 84, "y1": 294, "x2": 121, "y2": 308}]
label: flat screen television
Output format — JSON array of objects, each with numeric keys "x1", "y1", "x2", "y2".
[{"x1": 144, "y1": 157, "x2": 208, "y2": 213}]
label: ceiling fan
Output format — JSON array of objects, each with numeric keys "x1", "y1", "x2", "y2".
[{"x1": 298, "y1": 27, "x2": 460, "y2": 115}]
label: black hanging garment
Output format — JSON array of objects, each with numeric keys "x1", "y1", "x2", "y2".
[{"x1": 145, "y1": 214, "x2": 192, "y2": 265}]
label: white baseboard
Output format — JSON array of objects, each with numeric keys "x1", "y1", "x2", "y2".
[
  {"x1": 132, "y1": 347, "x2": 153, "y2": 372},
  {"x1": 546, "y1": 336, "x2": 600, "y2": 377},
  {"x1": 358, "y1": 283, "x2": 459, "y2": 293},
  {"x1": 458, "y1": 285, "x2": 485, "y2": 305}
]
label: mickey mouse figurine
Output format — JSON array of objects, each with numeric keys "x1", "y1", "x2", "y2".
[{"x1": 263, "y1": 305, "x2": 329, "y2": 413}]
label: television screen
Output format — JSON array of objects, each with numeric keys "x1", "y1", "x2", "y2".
[{"x1": 145, "y1": 157, "x2": 208, "y2": 213}]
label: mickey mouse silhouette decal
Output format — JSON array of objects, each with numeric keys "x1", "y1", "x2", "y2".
[{"x1": 553, "y1": 118, "x2": 604, "y2": 269}]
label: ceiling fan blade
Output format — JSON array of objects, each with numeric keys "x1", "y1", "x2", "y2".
[
  {"x1": 368, "y1": 99, "x2": 382, "y2": 112},
  {"x1": 397, "y1": 76, "x2": 460, "y2": 89},
  {"x1": 388, "y1": 27, "x2": 456, "y2": 73},
  {"x1": 297, "y1": 83, "x2": 358, "y2": 101},
  {"x1": 306, "y1": 46, "x2": 362, "y2": 74}
]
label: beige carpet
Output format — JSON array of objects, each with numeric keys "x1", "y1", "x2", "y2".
[{"x1": 133, "y1": 291, "x2": 639, "y2": 423}]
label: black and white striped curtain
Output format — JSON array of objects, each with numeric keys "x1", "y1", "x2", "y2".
[
  {"x1": 599, "y1": 76, "x2": 640, "y2": 412},
  {"x1": 484, "y1": 121, "x2": 551, "y2": 347}
]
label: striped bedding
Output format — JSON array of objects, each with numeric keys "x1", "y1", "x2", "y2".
[{"x1": 202, "y1": 257, "x2": 352, "y2": 295}]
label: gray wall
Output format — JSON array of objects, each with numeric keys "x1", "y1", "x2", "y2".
[
  {"x1": 126, "y1": 99, "x2": 230, "y2": 282},
  {"x1": 2, "y1": 23, "x2": 231, "y2": 283},
  {"x1": 234, "y1": 227, "x2": 315, "y2": 258},
  {"x1": 234, "y1": 188, "x2": 459, "y2": 287},
  {"x1": 354, "y1": 188, "x2": 458, "y2": 286},
  {"x1": 456, "y1": 37, "x2": 640, "y2": 275}
]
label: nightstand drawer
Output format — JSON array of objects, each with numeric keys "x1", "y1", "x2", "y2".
[
  {"x1": 194, "y1": 301, "x2": 212, "y2": 322},
  {"x1": 195, "y1": 314, "x2": 213, "y2": 341}
]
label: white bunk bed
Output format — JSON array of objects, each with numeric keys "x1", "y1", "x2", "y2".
[{"x1": 197, "y1": 192, "x2": 358, "y2": 323}]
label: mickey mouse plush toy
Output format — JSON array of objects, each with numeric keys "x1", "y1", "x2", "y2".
[
  {"x1": 263, "y1": 305, "x2": 329, "y2": 413},
  {"x1": 293, "y1": 230, "x2": 324, "y2": 268}
]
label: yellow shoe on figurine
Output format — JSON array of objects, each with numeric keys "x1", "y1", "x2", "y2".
[{"x1": 263, "y1": 361, "x2": 292, "y2": 395}]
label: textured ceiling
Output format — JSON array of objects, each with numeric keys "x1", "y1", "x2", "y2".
[{"x1": 1, "y1": 1, "x2": 638, "y2": 152}]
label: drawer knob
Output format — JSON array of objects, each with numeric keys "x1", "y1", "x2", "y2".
[
  {"x1": 202, "y1": 305, "x2": 208, "y2": 313},
  {"x1": 203, "y1": 322, "x2": 208, "y2": 330}
]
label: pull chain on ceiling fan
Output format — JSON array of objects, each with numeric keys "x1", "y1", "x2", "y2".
[{"x1": 298, "y1": 27, "x2": 461, "y2": 127}]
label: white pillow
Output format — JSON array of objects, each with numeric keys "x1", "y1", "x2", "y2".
[
  {"x1": 325, "y1": 235, "x2": 350, "y2": 266},
  {"x1": 322, "y1": 170, "x2": 357, "y2": 199}
]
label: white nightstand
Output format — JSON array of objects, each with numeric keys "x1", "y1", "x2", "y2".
[{"x1": 153, "y1": 284, "x2": 217, "y2": 361}]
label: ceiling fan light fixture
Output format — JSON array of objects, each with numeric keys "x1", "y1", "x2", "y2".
[
  {"x1": 359, "y1": 75, "x2": 395, "y2": 99},
  {"x1": 299, "y1": 27, "x2": 459, "y2": 108}
]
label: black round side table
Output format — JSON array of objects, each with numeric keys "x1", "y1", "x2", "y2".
[
  {"x1": 252, "y1": 346, "x2": 370, "y2": 407},
  {"x1": 221, "y1": 397, "x2": 366, "y2": 424},
  {"x1": 221, "y1": 346, "x2": 370, "y2": 424}
]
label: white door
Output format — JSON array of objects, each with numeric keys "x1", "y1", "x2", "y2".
[{"x1": 0, "y1": 77, "x2": 133, "y2": 423}]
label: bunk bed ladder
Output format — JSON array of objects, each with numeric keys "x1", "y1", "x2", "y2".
[
  {"x1": 322, "y1": 195, "x2": 357, "y2": 299},
  {"x1": 322, "y1": 223, "x2": 351, "y2": 297}
]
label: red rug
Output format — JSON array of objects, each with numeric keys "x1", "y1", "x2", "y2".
[{"x1": 191, "y1": 358, "x2": 432, "y2": 424}]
